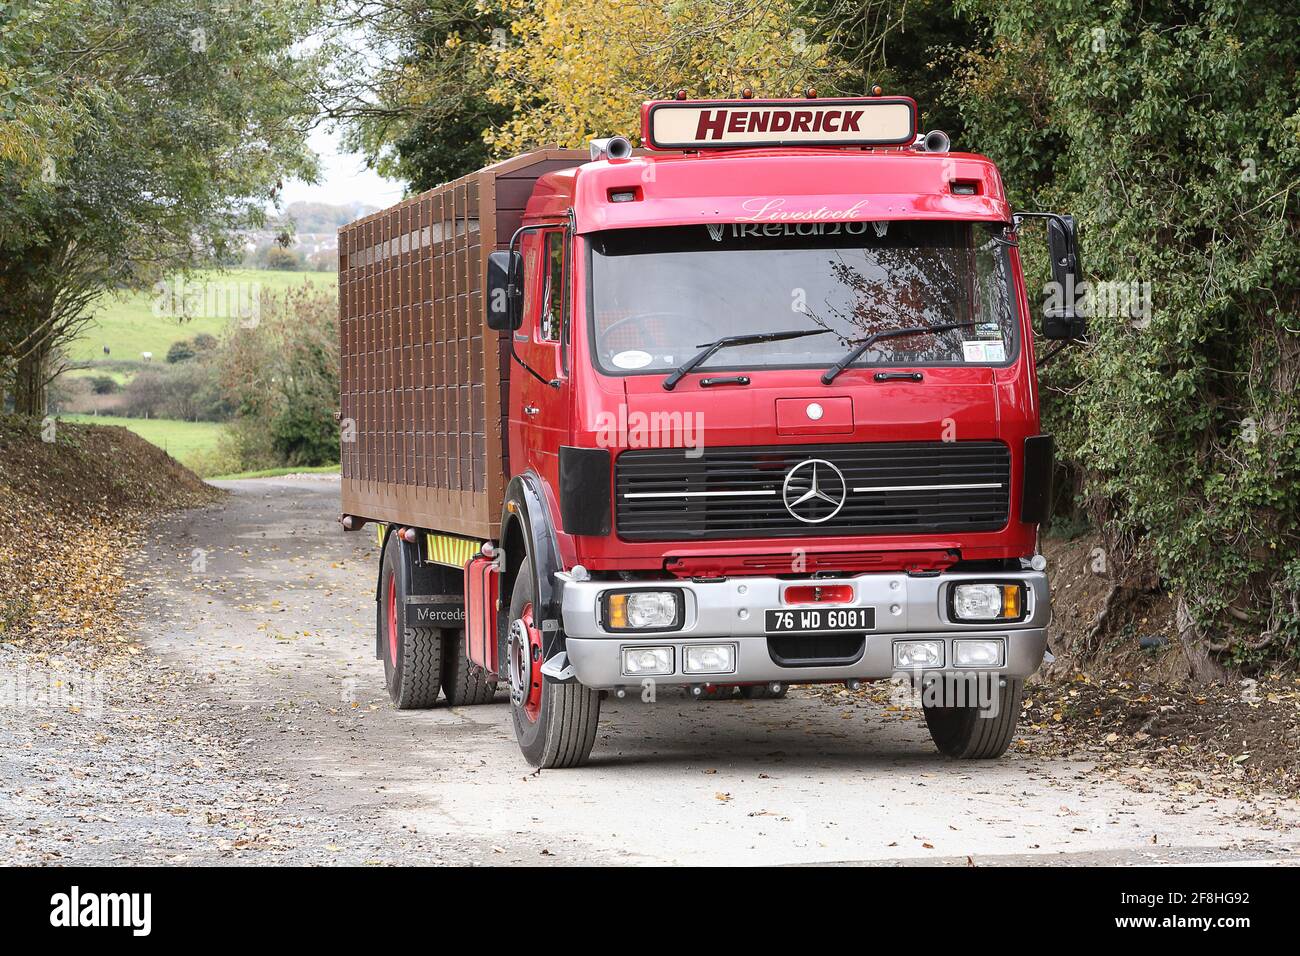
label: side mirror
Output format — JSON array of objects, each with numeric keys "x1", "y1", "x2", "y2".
[
  {"x1": 486, "y1": 250, "x2": 523, "y2": 331},
  {"x1": 1043, "y1": 214, "x2": 1086, "y2": 341}
]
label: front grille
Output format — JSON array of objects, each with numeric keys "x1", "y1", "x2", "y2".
[
  {"x1": 615, "y1": 441, "x2": 1011, "y2": 541},
  {"x1": 767, "y1": 634, "x2": 866, "y2": 668}
]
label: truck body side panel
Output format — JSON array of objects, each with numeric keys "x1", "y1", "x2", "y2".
[{"x1": 338, "y1": 150, "x2": 588, "y2": 539}]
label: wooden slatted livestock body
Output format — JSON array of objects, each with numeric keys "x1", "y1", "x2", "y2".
[{"x1": 338, "y1": 150, "x2": 587, "y2": 540}]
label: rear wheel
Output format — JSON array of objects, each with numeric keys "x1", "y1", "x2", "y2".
[
  {"x1": 378, "y1": 534, "x2": 441, "y2": 709},
  {"x1": 442, "y1": 628, "x2": 498, "y2": 705},
  {"x1": 506, "y1": 570, "x2": 600, "y2": 768},
  {"x1": 923, "y1": 677, "x2": 1024, "y2": 759}
]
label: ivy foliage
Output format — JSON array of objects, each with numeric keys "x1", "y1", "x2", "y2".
[{"x1": 956, "y1": 0, "x2": 1300, "y2": 662}]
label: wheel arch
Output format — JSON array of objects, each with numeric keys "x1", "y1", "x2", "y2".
[
  {"x1": 373, "y1": 525, "x2": 465, "y2": 660},
  {"x1": 500, "y1": 472, "x2": 564, "y2": 640},
  {"x1": 374, "y1": 526, "x2": 465, "y2": 601}
]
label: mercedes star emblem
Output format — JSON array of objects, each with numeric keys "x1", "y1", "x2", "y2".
[{"x1": 781, "y1": 459, "x2": 847, "y2": 523}]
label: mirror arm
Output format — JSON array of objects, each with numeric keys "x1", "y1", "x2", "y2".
[
  {"x1": 1035, "y1": 341, "x2": 1069, "y2": 368},
  {"x1": 1011, "y1": 210, "x2": 1073, "y2": 234},
  {"x1": 505, "y1": 224, "x2": 561, "y2": 390}
]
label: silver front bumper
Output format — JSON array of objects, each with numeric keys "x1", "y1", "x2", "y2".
[{"x1": 557, "y1": 570, "x2": 1049, "y2": 689}]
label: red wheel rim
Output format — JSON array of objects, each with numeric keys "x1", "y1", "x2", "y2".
[
  {"x1": 510, "y1": 602, "x2": 544, "y2": 723},
  {"x1": 387, "y1": 574, "x2": 399, "y2": 667}
]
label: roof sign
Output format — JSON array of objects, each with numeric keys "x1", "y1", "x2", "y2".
[{"x1": 642, "y1": 97, "x2": 917, "y2": 150}]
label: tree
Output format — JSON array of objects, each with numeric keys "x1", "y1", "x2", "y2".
[
  {"x1": 265, "y1": 246, "x2": 304, "y2": 271},
  {"x1": 0, "y1": 0, "x2": 326, "y2": 415},
  {"x1": 953, "y1": 0, "x2": 1300, "y2": 667},
  {"x1": 483, "y1": 0, "x2": 834, "y2": 154},
  {"x1": 330, "y1": 0, "x2": 511, "y2": 191},
  {"x1": 218, "y1": 286, "x2": 340, "y2": 469},
  {"x1": 166, "y1": 340, "x2": 197, "y2": 364},
  {"x1": 804, "y1": 0, "x2": 986, "y2": 140},
  {"x1": 331, "y1": 0, "x2": 841, "y2": 190}
]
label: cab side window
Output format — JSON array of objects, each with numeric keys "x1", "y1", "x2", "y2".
[{"x1": 539, "y1": 231, "x2": 565, "y2": 342}]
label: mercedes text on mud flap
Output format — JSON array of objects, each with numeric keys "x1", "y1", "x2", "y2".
[{"x1": 337, "y1": 94, "x2": 1086, "y2": 768}]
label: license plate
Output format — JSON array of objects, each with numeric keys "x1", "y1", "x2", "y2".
[{"x1": 764, "y1": 607, "x2": 876, "y2": 634}]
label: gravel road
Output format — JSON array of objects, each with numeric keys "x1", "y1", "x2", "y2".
[{"x1": 3, "y1": 474, "x2": 1297, "y2": 866}]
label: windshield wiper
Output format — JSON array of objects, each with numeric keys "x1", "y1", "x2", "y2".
[
  {"x1": 663, "y1": 328, "x2": 830, "y2": 391},
  {"x1": 821, "y1": 321, "x2": 974, "y2": 384}
]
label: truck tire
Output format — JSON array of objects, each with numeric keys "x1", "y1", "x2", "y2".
[
  {"x1": 441, "y1": 628, "x2": 499, "y2": 705},
  {"x1": 506, "y1": 570, "x2": 600, "y2": 768},
  {"x1": 378, "y1": 533, "x2": 442, "y2": 709},
  {"x1": 922, "y1": 677, "x2": 1024, "y2": 759}
]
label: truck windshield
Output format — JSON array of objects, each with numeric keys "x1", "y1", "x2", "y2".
[{"x1": 587, "y1": 221, "x2": 1019, "y2": 375}]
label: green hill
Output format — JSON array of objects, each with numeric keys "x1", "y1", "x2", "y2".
[
  {"x1": 69, "y1": 268, "x2": 335, "y2": 364},
  {"x1": 56, "y1": 414, "x2": 227, "y2": 470}
]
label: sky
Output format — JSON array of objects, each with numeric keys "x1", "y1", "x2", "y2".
[{"x1": 278, "y1": 123, "x2": 406, "y2": 211}]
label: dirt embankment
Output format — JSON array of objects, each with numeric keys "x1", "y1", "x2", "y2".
[
  {"x1": 1030, "y1": 532, "x2": 1299, "y2": 798},
  {"x1": 0, "y1": 416, "x2": 220, "y2": 652}
]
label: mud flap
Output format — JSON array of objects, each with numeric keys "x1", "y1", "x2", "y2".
[{"x1": 404, "y1": 594, "x2": 465, "y2": 631}]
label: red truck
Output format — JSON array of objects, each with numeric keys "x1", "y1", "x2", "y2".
[{"x1": 338, "y1": 94, "x2": 1084, "y2": 768}]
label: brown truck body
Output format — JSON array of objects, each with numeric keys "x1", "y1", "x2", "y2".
[{"x1": 337, "y1": 149, "x2": 587, "y2": 539}]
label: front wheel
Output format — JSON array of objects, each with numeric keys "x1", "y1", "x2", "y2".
[
  {"x1": 506, "y1": 569, "x2": 600, "y2": 768},
  {"x1": 923, "y1": 677, "x2": 1024, "y2": 759}
]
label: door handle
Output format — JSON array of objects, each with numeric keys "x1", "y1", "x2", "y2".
[
  {"x1": 523, "y1": 404, "x2": 540, "y2": 417},
  {"x1": 874, "y1": 371, "x2": 923, "y2": 382}
]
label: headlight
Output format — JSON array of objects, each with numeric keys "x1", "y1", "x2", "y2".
[
  {"x1": 602, "y1": 589, "x2": 683, "y2": 631},
  {"x1": 953, "y1": 639, "x2": 1005, "y2": 667},
  {"x1": 683, "y1": 643, "x2": 736, "y2": 675},
  {"x1": 893, "y1": 640, "x2": 944, "y2": 668},
  {"x1": 950, "y1": 583, "x2": 1026, "y2": 622},
  {"x1": 621, "y1": 646, "x2": 674, "y2": 676}
]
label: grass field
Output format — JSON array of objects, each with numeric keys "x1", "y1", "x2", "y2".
[
  {"x1": 56, "y1": 269, "x2": 337, "y2": 476},
  {"x1": 68, "y1": 268, "x2": 335, "y2": 364},
  {"x1": 57, "y1": 414, "x2": 227, "y2": 469},
  {"x1": 210, "y1": 464, "x2": 341, "y2": 480}
]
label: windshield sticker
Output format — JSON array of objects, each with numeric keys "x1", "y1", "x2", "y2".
[
  {"x1": 736, "y1": 197, "x2": 869, "y2": 223},
  {"x1": 976, "y1": 322, "x2": 1002, "y2": 339},
  {"x1": 963, "y1": 340, "x2": 1006, "y2": 363},
  {"x1": 611, "y1": 349, "x2": 654, "y2": 369},
  {"x1": 706, "y1": 220, "x2": 881, "y2": 242}
]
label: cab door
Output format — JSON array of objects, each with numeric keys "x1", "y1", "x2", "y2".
[{"x1": 509, "y1": 226, "x2": 571, "y2": 489}]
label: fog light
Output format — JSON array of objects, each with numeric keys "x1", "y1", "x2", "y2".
[
  {"x1": 621, "y1": 646, "x2": 673, "y2": 677},
  {"x1": 893, "y1": 640, "x2": 944, "y2": 668},
  {"x1": 603, "y1": 590, "x2": 683, "y2": 631},
  {"x1": 683, "y1": 643, "x2": 736, "y2": 675},
  {"x1": 953, "y1": 639, "x2": 1004, "y2": 667},
  {"x1": 951, "y1": 583, "x2": 1025, "y2": 622}
]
